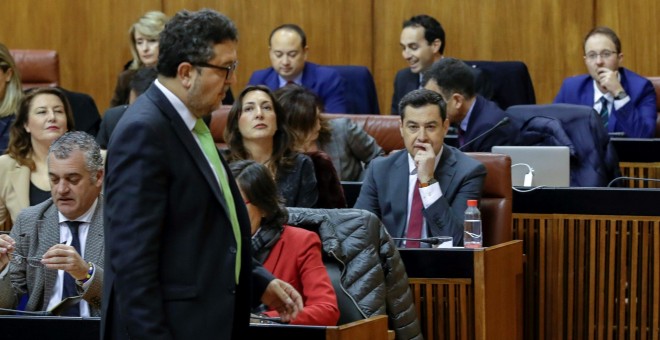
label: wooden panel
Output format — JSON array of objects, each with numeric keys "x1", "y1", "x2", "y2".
[
  {"x1": 619, "y1": 162, "x2": 660, "y2": 188},
  {"x1": 163, "y1": 0, "x2": 373, "y2": 107},
  {"x1": 409, "y1": 278, "x2": 473, "y2": 340},
  {"x1": 514, "y1": 213, "x2": 660, "y2": 340},
  {"x1": 0, "y1": 1, "x2": 161, "y2": 113}
]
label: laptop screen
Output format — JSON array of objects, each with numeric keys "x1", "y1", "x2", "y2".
[{"x1": 491, "y1": 146, "x2": 570, "y2": 187}]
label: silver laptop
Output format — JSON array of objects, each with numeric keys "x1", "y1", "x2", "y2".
[{"x1": 491, "y1": 146, "x2": 570, "y2": 187}]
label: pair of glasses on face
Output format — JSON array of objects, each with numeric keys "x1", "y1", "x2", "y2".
[
  {"x1": 8, "y1": 252, "x2": 43, "y2": 268},
  {"x1": 192, "y1": 60, "x2": 238, "y2": 81},
  {"x1": 585, "y1": 50, "x2": 617, "y2": 61}
]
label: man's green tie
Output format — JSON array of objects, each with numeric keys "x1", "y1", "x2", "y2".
[
  {"x1": 599, "y1": 97, "x2": 609, "y2": 127},
  {"x1": 193, "y1": 119, "x2": 241, "y2": 283}
]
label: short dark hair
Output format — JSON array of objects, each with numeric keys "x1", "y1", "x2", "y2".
[
  {"x1": 398, "y1": 88, "x2": 447, "y2": 121},
  {"x1": 223, "y1": 85, "x2": 296, "y2": 174},
  {"x1": 584, "y1": 26, "x2": 621, "y2": 53},
  {"x1": 403, "y1": 15, "x2": 445, "y2": 54},
  {"x1": 229, "y1": 160, "x2": 288, "y2": 231},
  {"x1": 158, "y1": 9, "x2": 238, "y2": 77},
  {"x1": 269, "y1": 23, "x2": 307, "y2": 48},
  {"x1": 273, "y1": 85, "x2": 332, "y2": 147},
  {"x1": 130, "y1": 66, "x2": 158, "y2": 96},
  {"x1": 423, "y1": 57, "x2": 476, "y2": 98}
]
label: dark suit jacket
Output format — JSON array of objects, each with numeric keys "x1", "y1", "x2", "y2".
[
  {"x1": 391, "y1": 65, "x2": 493, "y2": 114},
  {"x1": 248, "y1": 62, "x2": 348, "y2": 113},
  {"x1": 0, "y1": 198, "x2": 104, "y2": 315},
  {"x1": 460, "y1": 95, "x2": 515, "y2": 152},
  {"x1": 553, "y1": 67, "x2": 657, "y2": 138},
  {"x1": 102, "y1": 85, "x2": 273, "y2": 339},
  {"x1": 96, "y1": 105, "x2": 128, "y2": 149},
  {"x1": 354, "y1": 146, "x2": 486, "y2": 245}
]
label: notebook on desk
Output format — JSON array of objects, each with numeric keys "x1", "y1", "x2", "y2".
[{"x1": 491, "y1": 146, "x2": 570, "y2": 187}]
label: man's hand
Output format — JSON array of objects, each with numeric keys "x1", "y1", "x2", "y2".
[
  {"x1": 261, "y1": 279, "x2": 304, "y2": 323},
  {"x1": 414, "y1": 142, "x2": 437, "y2": 183},
  {"x1": 596, "y1": 67, "x2": 624, "y2": 95},
  {"x1": 41, "y1": 244, "x2": 88, "y2": 280},
  {"x1": 0, "y1": 234, "x2": 15, "y2": 271}
]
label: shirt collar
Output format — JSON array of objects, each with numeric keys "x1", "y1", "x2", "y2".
[
  {"x1": 58, "y1": 198, "x2": 99, "y2": 223},
  {"x1": 459, "y1": 99, "x2": 477, "y2": 132},
  {"x1": 407, "y1": 146, "x2": 444, "y2": 175},
  {"x1": 278, "y1": 72, "x2": 303, "y2": 88},
  {"x1": 154, "y1": 79, "x2": 197, "y2": 131}
]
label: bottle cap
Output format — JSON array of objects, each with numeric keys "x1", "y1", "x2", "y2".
[{"x1": 467, "y1": 199, "x2": 478, "y2": 207}]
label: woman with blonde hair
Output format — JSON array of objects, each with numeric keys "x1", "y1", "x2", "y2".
[
  {"x1": 0, "y1": 87, "x2": 74, "y2": 230},
  {"x1": 110, "y1": 11, "x2": 168, "y2": 107},
  {"x1": 0, "y1": 43, "x2": 23, "y2": 154}
]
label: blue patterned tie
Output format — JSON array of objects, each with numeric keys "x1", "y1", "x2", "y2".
[
  {"x1": 599, "y1": 97, "x2": 609, "y2": 127},
  {"x1": 61, "y1": 221, "x2": 81, "y2": 316}
]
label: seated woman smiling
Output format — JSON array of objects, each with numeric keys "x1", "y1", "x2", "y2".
[{"x1": 230, "y1": 160, "x2": 339, "y2": 326}]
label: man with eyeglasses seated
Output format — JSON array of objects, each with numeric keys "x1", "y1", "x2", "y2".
[
  {"x1": 554, "y1": 26, "x2": 657, "y2": 138},
  {"x1": 0, "y1": 131, "x2": 104, "y2": 316}
]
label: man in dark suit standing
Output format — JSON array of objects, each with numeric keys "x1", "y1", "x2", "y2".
[
  {"x1": 102, "y1": 9, "x2": 302, "y2": 339},
  {"x1": 248, "y1": 24, "x2": 348, "y2": 113},
  {"x1": 553, "y1": 26, "x2": 656, "y2": 138},
  {"x1": 355, "y1": 89, "x2": 486, "y2": 246},
  {"x1": 0, "y1": 131, "x2": 105, "y2": 316},
  {"x1": 424, "y1": 58, "x2": 515, "y2": 152},
  {"x1": 391, "y1": 15, "x2": 492, "y2": 115}
]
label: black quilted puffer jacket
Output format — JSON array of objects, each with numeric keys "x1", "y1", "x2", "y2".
[{"x1": 287, "y1": 207, "x2": 423, "y2": 340}]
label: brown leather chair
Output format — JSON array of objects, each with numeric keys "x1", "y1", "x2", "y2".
[
  {"x1": 645, "y1": 76, "x2": 660, "y2": 138},
  {"x1": 466, "y1": 152, "x2": 512, "y2": 246},
  {"x1": 9, "y1": 49, "x2": 59, "y2": 89}
]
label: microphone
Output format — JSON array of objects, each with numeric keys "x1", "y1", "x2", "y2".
[
  {"x1": 392, "y1": 237, "x2": 444, "y2": 246},
  {"x1": 459, "y1": 117, "x2": 511, "y2": 151},
  {"x1": 607, "y1": 176, "x2": 660, "y2": 187}
]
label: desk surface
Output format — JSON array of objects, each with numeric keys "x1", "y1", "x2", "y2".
[{"x1": 611, "y1": 138, "x2": 660, "y2": 162}]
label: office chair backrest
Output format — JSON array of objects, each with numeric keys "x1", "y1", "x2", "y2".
[
  {"x1": 10, "y1": 49, "x2": 60, "y2": 89},
  {"x1": 464, "y1": 60, "x2": 536, "y2": 109},
  {"x1": 328, "y1": 65, "x2": 380, "y2": 114},
  {"x1": 465, "y1": 152, "x2": 512, "y2": 246}
]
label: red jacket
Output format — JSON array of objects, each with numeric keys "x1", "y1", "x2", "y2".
[{"x1": 263, "y1": 226, "x2": 339, "y2": 325}]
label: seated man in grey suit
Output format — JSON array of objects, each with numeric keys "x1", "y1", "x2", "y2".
[
  {"x1": 424, "y1": 58, "x2": 515, "y2": 152},
  {"x1": 0, "y1": 131, "x2": 104, "y2": 316},
  {"x1": 355, "y1": 89, "x2": 486, "y2": 246}
]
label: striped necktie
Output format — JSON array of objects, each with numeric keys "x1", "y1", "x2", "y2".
[
  {"x1": 599, "y1": 97, "x2": 609, "y2": 127},
  {"x1": 193, "y1": 119, "x2": 242, "y2": 283}
]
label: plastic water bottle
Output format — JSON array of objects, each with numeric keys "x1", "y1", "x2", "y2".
[{"x1": 464, "y1": 199, "x2": 482, "y2": 248}]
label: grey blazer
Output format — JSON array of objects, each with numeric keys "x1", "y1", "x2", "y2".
[
  {"x1": 321, "y1": 118, "x2": 383, "y2": 181},
  {"x1": 0, "y1": 198, "x2": 104, "y2": 315},
  {"x1": 354, "y1": 145, "x2": 486, "y2": 245}
]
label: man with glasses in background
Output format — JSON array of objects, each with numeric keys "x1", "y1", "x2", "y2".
[
  {"x1": 0, "y1": 131, "x2": 104, "y2": 316},
  {"x1": 554, "y1": 26, "x2": 656, "y2": 138}
]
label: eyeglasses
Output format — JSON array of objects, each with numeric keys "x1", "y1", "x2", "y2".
[
  {"x1": 192, "y1": 61, "x2": 238, "y2": 81},
  {"x1": 585, "y1": 50, "x2": 617, "y2": 61},
  {"x1": 9, "y1": 252, "x2": 43, "y2": 268}
]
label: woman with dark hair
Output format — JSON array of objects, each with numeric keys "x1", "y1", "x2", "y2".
[
  {"x1": 224, "y1": 85, "x2": 318, "y2": 207},
  {"x1": 230, "y1": 160, "x2": 338, "y2": 326},
  {"x1": 274, "y1": 85, "x2": 383, "y2": 181},
  {"x1": 0, "y1": 43, "x2": 23, "y2": 154},
  {"x1": 0, "y1": 87, "x2": 74, "y2": 230}
]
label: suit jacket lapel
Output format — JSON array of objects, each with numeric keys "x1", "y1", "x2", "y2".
[
  {"x1": 580, "y1": 78, "x2": 595, "y2": 107},
  {"x1": 389, "y1": 152, "x2": 410, "y2": 238},
  {"x1": 84, "y1": 199, "x2": 104, "y2": 265},
  {"x1": 40, "y1": 204, "x2": 61, "y2": 308},
  {"x1": 301, "y1": 62, "x2": 317, "y2": 89},
  {"x1": 437, "y1": 146, "x2": 458, "y2": 196},
  {"x1": 146, "y1": 87, "x2": 230, "y2": 217}
]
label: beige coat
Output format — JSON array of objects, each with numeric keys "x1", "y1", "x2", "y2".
[{"x1": 0, "y1": 155, "x2": 30, "y2": 231}]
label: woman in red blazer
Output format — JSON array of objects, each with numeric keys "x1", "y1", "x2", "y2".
[{"x1": 230, "y1": 160, "x2": 339, "y2": 326}]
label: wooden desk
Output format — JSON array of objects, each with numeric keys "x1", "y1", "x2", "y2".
[
  {"x1": 0, "y1": 314, "x2": 389, "y2": 339},
  {"x1": 513, "y1": 187, "x2": 660, "y2": 340},
  {"x1": 400, "y1": 240, "x2": 524, "y2": 340}
]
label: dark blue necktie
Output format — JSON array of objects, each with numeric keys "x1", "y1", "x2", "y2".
[
  {"x1": 61, "y1": 221, "x2": 82, "y2": 316},
  {"x1": 599, "y1": 97, "x2": 609, "y2": 127}
]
